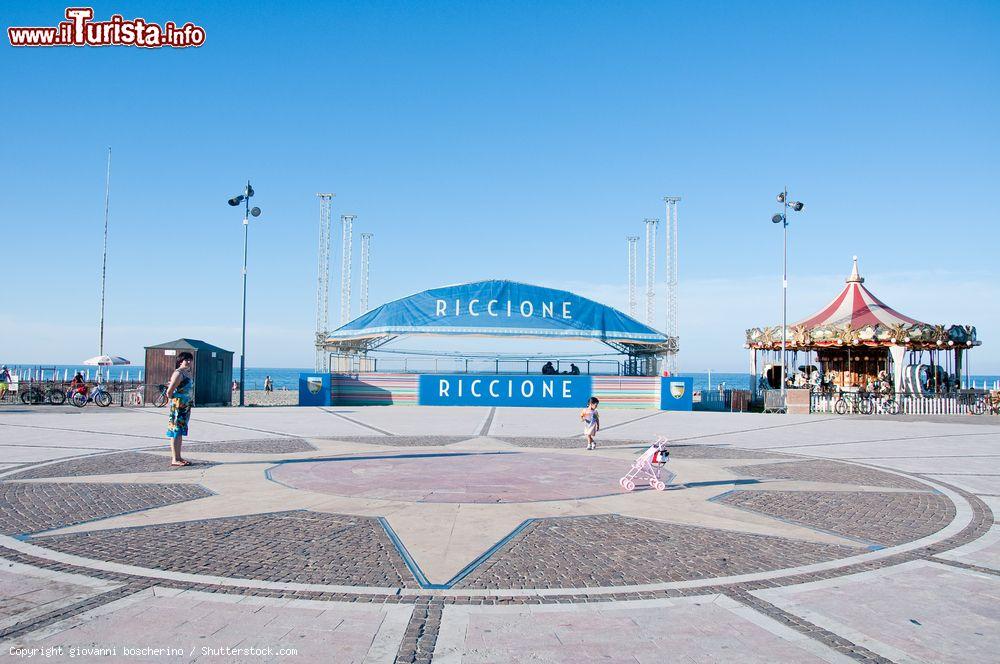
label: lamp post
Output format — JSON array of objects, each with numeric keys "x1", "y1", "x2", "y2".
[
  {"x1": 772, "y1": 188, "x2": 805, "y2": 405},
  {"x1": 228, "y1": 181, "x2": 262, "y2": 407}
]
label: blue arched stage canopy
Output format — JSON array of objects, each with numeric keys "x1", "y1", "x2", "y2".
[{"x1": 324, "y1": 280, "x2": 676, "y2": 356}]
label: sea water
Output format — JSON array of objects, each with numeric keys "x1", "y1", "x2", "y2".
[{"x1": 6, "y1": 365, "x2": 999, "y2": 394}]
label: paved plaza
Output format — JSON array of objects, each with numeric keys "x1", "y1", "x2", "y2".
[{"x1": 0, "y1": 405, "x2": 998, "y2": 663}]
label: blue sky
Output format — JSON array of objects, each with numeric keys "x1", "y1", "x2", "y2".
[{"x1": 2, "y1": 1, "x2": 998, "y2": 371}]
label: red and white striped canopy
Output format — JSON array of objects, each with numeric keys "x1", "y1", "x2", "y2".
[
  {"x1": 746, "y1": 257, "x2": 980, "y2": 350},
  {"x1": 794, "y1": 257, "x2": 925, "y2": 330}
]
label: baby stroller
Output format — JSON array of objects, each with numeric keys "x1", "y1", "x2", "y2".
[{"x1": 620, "y1": 437, "x2": 675, "y2": 492}]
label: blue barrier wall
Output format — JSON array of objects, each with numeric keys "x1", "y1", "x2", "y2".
[
  {"x1": 418, "y1": 374, "x2": 592, "y2": 408},
  {"x1": 298, "y1": 373, "x2": 332, "y2": 406},
  {"x1": 300, "y1": 373, "x2": 693, "y2": 410},
  {"x1": 660, "y1": 376, "x2": 693, "y2": 411}
]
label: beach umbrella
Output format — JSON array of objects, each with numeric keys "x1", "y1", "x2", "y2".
[
  {"x1": 84, "y1": 355, "x2": 129, "y2": 382},
  {"x1": 83, "y1": 355, "x2": 130, "y2": 366}
]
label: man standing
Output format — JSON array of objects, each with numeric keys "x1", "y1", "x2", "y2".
[{"x1": 0, "y1": 366, "x2": 10, "y2": 402}]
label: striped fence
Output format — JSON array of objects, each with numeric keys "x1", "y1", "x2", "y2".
[
  {"x1": 331, "y1": 373, "x2": 419, "y2": 406},
  {"x1": 591, "y1": 376, "x2": 661, "y2": 408}
]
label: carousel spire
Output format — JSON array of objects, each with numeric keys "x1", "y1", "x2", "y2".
[{"x1": 846, "y1": 255, "x2": 864, "y2": 283}]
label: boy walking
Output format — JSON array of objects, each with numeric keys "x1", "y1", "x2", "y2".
[{"x1": 581, "y1": 396, "x2": 600, "y2": 450}]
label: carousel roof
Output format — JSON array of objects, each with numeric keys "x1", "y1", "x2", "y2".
[
  {"x1": 794, "y1": 257, "x2": 924, "y2": 329},
  {"x1": 746, "y1": 257, "x2": 980, "y2": 350}
]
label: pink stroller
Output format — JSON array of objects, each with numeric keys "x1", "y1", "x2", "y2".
[{"x1": 620, "y1": 437, "x2": 674, "y2": 492}]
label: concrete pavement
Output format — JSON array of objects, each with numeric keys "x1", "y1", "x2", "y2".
[{"x1": 0, "y1": 405, "x2": 997, "y2": 663}]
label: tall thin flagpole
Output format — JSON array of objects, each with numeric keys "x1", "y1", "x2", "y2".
[{"x1": 99, "y1": 147, "x2": 111, "y2": 360}]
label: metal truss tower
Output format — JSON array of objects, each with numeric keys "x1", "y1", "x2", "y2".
[
  {"x1": 663, "y1": 196, "x2": 682, "y2": 373},
  {"x1": 626, "y1": 235, "x2": 639, "y2": 318},
  {"x1": 315, "y1": 194, "x2": 334, "y2": 371},
  {"x1": 643, "y1": 218, "x2": 659, "y2": 325},
  {"x1": 359, "y1": 232, "x2": 373, "y2": 314},
  {"x1": 340, "y1": 215, "x2": 356, "y2": 325}
]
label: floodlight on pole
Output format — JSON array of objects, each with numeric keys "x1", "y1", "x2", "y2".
[
  {"x1": 229, "y1": 180, "x2": 262, "y2": 407},
  {"x1": 773, "y1": 186, "x2": 805, "y2": 408}
]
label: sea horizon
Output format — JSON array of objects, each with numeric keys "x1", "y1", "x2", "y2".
[{"x1": 4, "y1": 363, "x2": 999, "y2": 393}]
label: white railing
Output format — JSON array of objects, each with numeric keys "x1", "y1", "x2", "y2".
[{"x1": 811, "y1": 390, "x2": 997, "y2": 415}]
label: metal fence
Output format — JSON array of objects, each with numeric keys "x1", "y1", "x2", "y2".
[
  {"x1": 762, "y1": 389, "x2": 787, "y2": 413},
  {"x1": 367, "y1": 357, "x2": 623, "y2": 375},
  {"x1": 0, "y1": 379, "x2": 147, "y2": 407},
  {"x1": 810, "y1": 390, "x2": 999, "y2": 416},
  {"x1": 695, "y1": 389, "x2": 753, "y2": 412}
]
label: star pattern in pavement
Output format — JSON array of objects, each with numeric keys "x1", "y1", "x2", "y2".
[{"x1": 9, "y1": 436, "x2": 932, "y2": 587}]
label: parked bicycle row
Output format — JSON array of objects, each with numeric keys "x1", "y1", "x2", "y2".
[
  {"x1": 811, "y1": 390, "x2": 1000, "y2": 416},
  {"x1": 1, "y1": 379, "x2": 170, "y2": 408}
]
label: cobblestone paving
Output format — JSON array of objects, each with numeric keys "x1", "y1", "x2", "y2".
[
  {"x1": 455, "y1": 514, "x2": 860, "y2": 589},
  {"x1": 395, "y1": 600, "x2": 443, "y2": 664},
  {"x1": 321, "y1": 436, "x2": 476, "y2": 447},
  {"x1": 1, "y1": 476, "x2": 989, "y2": 601},
  {"x1": 3, "y1": 452, "x2": 216, "y2": 480},
  {"x1": 719, "y1": 490, "x2": 956, "y2": 546},
  {"x1": 184, "y1": 438, "x2": 316, "y2": 453},
  {"x1": 728, "y1": 459, "x2": 931, "y2": 489},
  {"x1": 0, "y1": 480, "x2": 990, "y2": 664},
  {"x1": 0, "y1": 482, "x2": 212, "y2": 535},
  {"x1": 36, "y1": 510, "x2": 419, "y2": 588}
]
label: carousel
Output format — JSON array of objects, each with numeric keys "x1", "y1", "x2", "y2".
[{"x1": 746, "y1": 257, "x2": 981, "y2": 395}]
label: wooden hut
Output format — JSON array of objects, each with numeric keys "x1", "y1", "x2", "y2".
[{"x1": 144, "y1": 339, "x2": 234, "y2": 406}]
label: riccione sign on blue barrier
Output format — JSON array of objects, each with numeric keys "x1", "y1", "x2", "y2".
[{"x1": 418, "y1": 374, "x2": 592, "y2": 408}]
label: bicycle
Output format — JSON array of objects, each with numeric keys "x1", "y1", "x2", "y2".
[
  {"x1": 958, "y1": 391, "x2": 988, "y2": 415},
  {"x1": 152, "y1": 384, "x2": 169, "y2": 408},
  {"x1": 20, "y1": 384, "x2": 67, "y2": 405},
  {"x1": 868, "y1": 393, "x2": 900, "y2": 415},
  {"x1": 984, "y1": 393, "x2": 1000, "y2": 416},
  {"x1": 834, "y1": 391, "x2": 868, "y2": 415},
  {"x1": 70, "y1": 384, "x2": 113, "y2": 408},
  {"x1": 126, "y1": 386, "x2": 144, "y2": 406},
  {"x1": 968, "y1": 393, "x2": 999, "y2": 416}
]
